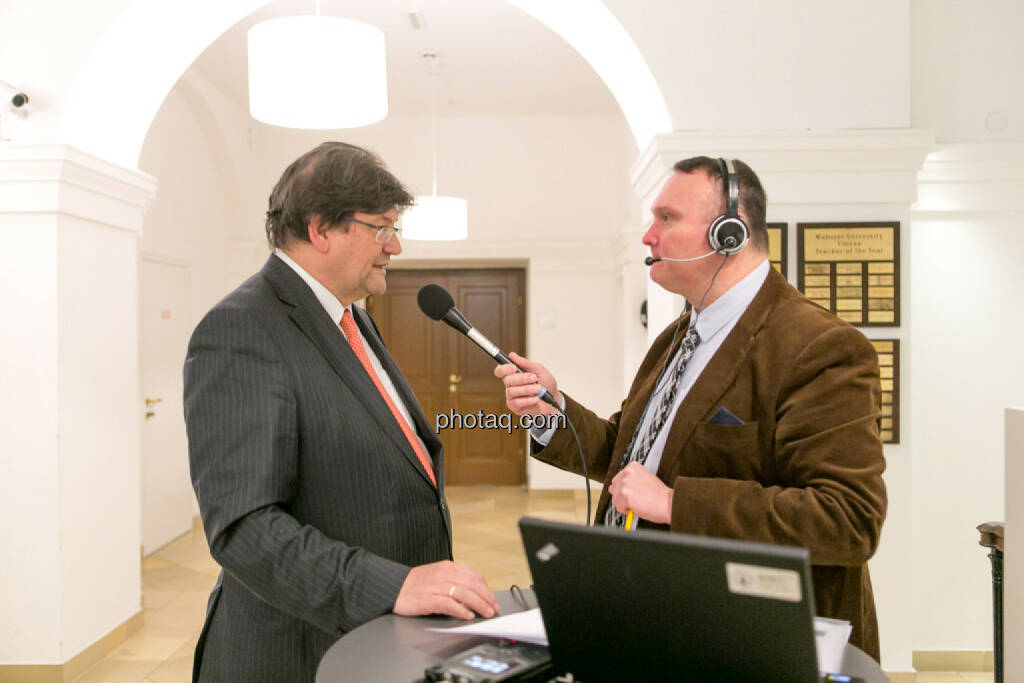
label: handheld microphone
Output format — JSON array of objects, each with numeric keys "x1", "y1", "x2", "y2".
[{"x1": 417, "y1": 284, "x2": 561, "y2": 411}]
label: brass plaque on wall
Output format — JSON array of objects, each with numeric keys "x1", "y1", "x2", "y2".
[
  {"x1": 797, "y1": 222, "x2": 900, "y2": 327},
  {"x1": 870, "y1": 339, "x2": 899, "y2": 444},
  {"x1": 766, "y1": 222, "x2": 788, "y2": 279}
]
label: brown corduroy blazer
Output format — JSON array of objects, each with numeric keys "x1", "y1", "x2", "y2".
[{"x1": 537, "y1": 267, "x2": 887, "y2": 660}]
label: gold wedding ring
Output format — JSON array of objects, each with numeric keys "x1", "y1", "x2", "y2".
[{"x1": 448, "y1": 585, "x2": 456, "y2": 598}]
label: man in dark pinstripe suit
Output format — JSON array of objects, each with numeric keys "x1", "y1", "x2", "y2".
[{"x1": 184, "y1": 142, "x2": 499, "y2": 682}]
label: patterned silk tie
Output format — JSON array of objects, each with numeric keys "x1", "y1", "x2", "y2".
[
  {"x1": 340, "y1": 309, "x2": 436, "y2": 486},
  {"x1": 605, "y1": 324, "x2": 701, "y2": 528}
]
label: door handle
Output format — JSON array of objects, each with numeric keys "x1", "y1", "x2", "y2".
[
  {"x1": 145, "y1": 397, "x2": 163, "y2": 407},
  {"x1": 448, "y1": 374, "x2": 462, "y2": 384}
]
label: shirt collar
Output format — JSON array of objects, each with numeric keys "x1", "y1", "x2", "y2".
[
  {"x1": 274, "y1": 248, "x2": 350, "y2": 324},
  {"x1": 691, "y1": 259, "x2": 770, "y2": 343}
]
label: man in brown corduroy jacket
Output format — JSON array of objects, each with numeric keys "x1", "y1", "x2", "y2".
[{"x1": 496, "y1": 156, "x2": 887, "y2": 660}]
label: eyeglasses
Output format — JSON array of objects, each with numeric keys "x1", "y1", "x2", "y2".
[{"x1": 350, "y1": 217, "x2": 401, "y2": 244}]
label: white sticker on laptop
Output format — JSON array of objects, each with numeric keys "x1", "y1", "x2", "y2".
[
  {"x1": 725, "y1": 562, "x2": 802, "y2": 602},
  {"x1": 535, "y1": 542, "x2": 560, "y2": 562}
]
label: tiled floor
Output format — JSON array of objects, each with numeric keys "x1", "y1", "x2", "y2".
[{"x1": 72, "y1": 487, "x2": 991, "y2": 682}]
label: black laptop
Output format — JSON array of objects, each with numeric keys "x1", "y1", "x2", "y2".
[{"x1": 519, "y1": 517, "x2": 825, "y2": 683}]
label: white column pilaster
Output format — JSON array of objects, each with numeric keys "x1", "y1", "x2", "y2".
[{"x1": 0, "y1": 144, "x2": 156, "y2": 667}]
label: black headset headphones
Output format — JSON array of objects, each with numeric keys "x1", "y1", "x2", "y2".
[{"x1": 707, "y1": 158, "x2": 750, "y2": 255}]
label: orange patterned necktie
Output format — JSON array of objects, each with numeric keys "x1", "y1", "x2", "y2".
[{"x1": 340, "y1": 309, "x2": 436, "y2": 486}]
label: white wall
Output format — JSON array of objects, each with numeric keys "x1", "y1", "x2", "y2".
[
  {"x1": 526, "y1": 259, "x2": 625, "y2": 488},
  {"x1": 909, "y1": 0, "x2": 1024, "y2": 656},
  {"x1": 0, "y1": 0, "x2": 132, "y2": 141},
  {"x1": 909, "y1": 208, "x2": 1021, "y2": 648},
  {"x1": 912, "y1": 0, "x2": 1024, "y2": 143},
  {"x1": 910, "y1": 143, "x2": 1024, "y2": 651},
  {"x1": 604, "y1": 0, "x2": 910, "y2": 131},
  {"x1": 136, "y1": 72, "x2": 244, "y2": 538},
  {"x1": 138, "y1": 74, "x2": 241, "y2": 337},
  {"x1": 238, "y1": 115, "x2": 631, "y2": 246}
]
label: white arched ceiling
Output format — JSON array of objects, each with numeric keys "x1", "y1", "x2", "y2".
[
  {"x1": 60, "y1": 0, "x2": 671, "y2": 169},
  {"x1": 60, "y1": 0, "x2": 271, "y2": 167},
  {"x1": 503, "y1": 0, "x2": 671, "y2": 150}
]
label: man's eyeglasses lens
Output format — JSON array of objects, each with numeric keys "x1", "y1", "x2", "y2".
[{"x1": 351, "y1": 218, "x2": 399, "y2": 244}]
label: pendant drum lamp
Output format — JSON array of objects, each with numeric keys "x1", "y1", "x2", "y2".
[
  {"x1": 402, "y1": 53, "x2": 468, "y2": 241},
  {"x1": 248, "y1": 7, "x2": 387, "y2": 129}
]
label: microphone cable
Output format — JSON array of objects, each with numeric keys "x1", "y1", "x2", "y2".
[
  {"x1": 522, "y1": 389, "x2": 591, "y2": 526},
  {"x1": 564, "y1": 411, "x2": 590, "y2": 526}
]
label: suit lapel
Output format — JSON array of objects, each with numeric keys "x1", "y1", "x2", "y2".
[
  {"x1": 654, "y1": 268, "x2": 784, "y2": 480},
  {"x1": 260, "y1": 256, "x2": 435, "y2": 486},
  {"x1": 353, "y1": 311, "x2": 450, "y2": 544},
  {"x1": 353, "y1": 305, "x2": 444, "y2": 482}
]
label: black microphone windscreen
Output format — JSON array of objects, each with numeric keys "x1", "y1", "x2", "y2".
[{"x1": 417, "y1": 284, "x2": 454, "y2": 320}]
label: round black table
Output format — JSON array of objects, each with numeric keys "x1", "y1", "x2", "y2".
[{"x1": 317, "y1": 590, "x2": 888, "y2": 682}]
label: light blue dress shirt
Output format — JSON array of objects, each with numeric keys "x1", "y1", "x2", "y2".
[{"x1": 534, "y1": 259, "x2": 770, "y2": 479}]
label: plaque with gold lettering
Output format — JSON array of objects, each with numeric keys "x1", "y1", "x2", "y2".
[
  {"x1": 869, "y1": 339, "x2": 899, "y2": 443},
  {"x1": 796, "y1": 222, "x2": 900, "y2": 326},
  {"x1": 766, "y1": 222, "x2": 788, "y2": 279}
]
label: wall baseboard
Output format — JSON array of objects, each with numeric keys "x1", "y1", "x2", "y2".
[
  {"x1": 0, "y1": 610, "x2": 144, "y2": 683},
  {"x1": 913, "y1": 650, "x2": 994, "y2": 672}
]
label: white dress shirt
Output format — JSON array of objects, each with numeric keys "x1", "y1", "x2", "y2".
[
  {"x1": 274, "y1": 249, "x2": 429, "y2": 454},
  {"x1": 534, "y1": 259, "x2": 771, "y2": 479}
]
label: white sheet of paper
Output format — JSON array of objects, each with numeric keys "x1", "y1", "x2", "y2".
[
  {"x1": 814, "y1": 616, "x2": 853, "y2": 674},
  {"x1": 430, "y1": 609, "x2": 851, "y2": 674},
  {"x1": 428, "y1": 607, "x2": 549, "y2": 646}
]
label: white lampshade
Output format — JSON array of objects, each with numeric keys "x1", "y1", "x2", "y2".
[
  {"x1": 247, "y1": 16, "x2": 387, "y2": 129},
  {"x1": 402, "y1": 196, "x2": 468, "y2": 241}
]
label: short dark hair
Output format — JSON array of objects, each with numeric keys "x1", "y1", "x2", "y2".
[
  {"x1": 265, "y1": 142, "x2": 415, "y2": 249},
  {"x1": 672, "y1": 156, "x2": 768, "y2": 252}
]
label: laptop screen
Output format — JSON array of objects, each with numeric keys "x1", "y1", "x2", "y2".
[{"x1": 519, "y1": 517, "x2": 820, "y2": 683}]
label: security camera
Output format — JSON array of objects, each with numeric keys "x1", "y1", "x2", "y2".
[{"x1": 0, "y1": 81, "x2": 29, "y2": 112}]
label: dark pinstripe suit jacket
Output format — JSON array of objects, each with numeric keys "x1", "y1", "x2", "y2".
[{"x1": 184, "y1": 254, "x2": 452, "y2": 682}]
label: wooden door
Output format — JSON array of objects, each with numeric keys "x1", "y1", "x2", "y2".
[{"x1": 369, "y1": 269, "x2": 526, "y2": 485}]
